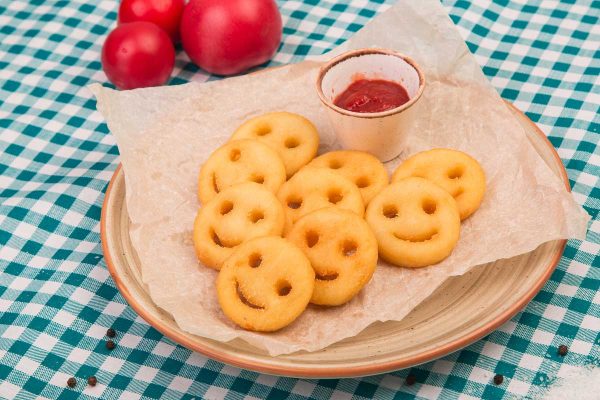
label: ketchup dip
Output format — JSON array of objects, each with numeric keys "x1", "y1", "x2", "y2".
[
  {"x1": 316, "y1": 48, "x2": 425, "y2": 161},
  {"x1": 333, "y1": 79, "x2": 410, "y2": 113}
]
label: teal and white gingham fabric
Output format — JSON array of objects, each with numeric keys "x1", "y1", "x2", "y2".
[{"x1": 1, "y1": 0, "x2": 598, "y2": 398}]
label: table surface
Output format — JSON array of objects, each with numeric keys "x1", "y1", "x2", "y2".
[{"x1": 1, "y1": 0, "x2": 598, "y2": 399}]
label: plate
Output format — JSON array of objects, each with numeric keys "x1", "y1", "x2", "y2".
[{"x1": 101, "y1": 103, "x2": 568, "y2": 378}]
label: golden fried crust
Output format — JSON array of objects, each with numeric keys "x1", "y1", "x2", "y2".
[
  {"x1": 198, "y1": 139, "x2": 286, "y2": 204},
  {"x1": 392, "y1": 148, "x2": 485, "y2": 220},
  {"x1": 366, "y1": 177, "x2": 461, "y2": 268},
  {"x1": 308, "y1": 150, "x2": 389, "y2": 205},
  {"x1": 230, "y1": 112, "x2": 319, "y2": 178},
  {"x1": 193, "y1": 183, "x2": 285, "y2": 270},
  {"x1": 277, "y1": 167, "x2": 364, "y2": 234},
  {"x1": 287, "y1": 208, "x2": 378, "y2": 306},
  {"x1": 217, "y1": 236, "x2": 315, "y2": 332}
]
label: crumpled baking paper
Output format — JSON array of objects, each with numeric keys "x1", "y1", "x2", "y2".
[{"x1": 90, "y1": 0, "x2": 589, "y2": 356}]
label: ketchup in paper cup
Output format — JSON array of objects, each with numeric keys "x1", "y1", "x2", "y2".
[{"x1": 316, "y1": 48, "x2": 425, "y2": 161}]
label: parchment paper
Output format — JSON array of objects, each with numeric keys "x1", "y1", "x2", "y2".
[{"x1": 90, "y1": 0, "x2": 590, "y2": 356}]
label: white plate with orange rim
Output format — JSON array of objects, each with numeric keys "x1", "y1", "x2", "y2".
[{"x1": 101, "y1": 103, "x2": 567, "y2": 378}]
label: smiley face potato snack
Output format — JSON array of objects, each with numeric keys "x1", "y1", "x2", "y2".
[
  {"x1": 366, "y1": 177, "x2": 461, "y2": 268},
  {"x1": 277, "y1": 167, "x2": 364, "y2": 234},
  {"x1": 198, "y1": 139, "x2": 286, "y2": 204},
  {"x1": 231, "y1": 112, "x2": 320, "y2": 178},
  {"x1": 287, "y1": 208, "x2": 378, "y2": 306},
  {"x1": 307, "y1": 150, "x2": 389, "y2": 205},
  {"x1": 392, "y1": 148, "x2": 485, "y2": 220},
  {"x1": 217, "y1": 236, "x2": 315, "y2": 332},
  {"x1": 193, "y1": 182, "x2": 285, "y2": 270}
]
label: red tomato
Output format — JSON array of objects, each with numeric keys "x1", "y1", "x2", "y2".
[
  {"x1": 118, "y1": 0, "x2": 184, "y2": 42},
  {"x1": 180, "y1": 0, "x2": 282, "y2": 76},
  {"x1": 102, "y1": 22, "x2": 175, "y2": 90}
]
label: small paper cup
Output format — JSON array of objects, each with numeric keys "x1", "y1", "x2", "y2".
[{"x1": 316, "y1": 48, "x2": 425, "y2": 161}]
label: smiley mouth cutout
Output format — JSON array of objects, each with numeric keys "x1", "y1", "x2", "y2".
[
  {"x1": 212, "y1": 173, "x2": 220, "y2": 194},
  {"x1": 211, "y1": 230, "x2": 237, "y2": 248},
  {"x1": 393, "y1": 229, "x2": 438, "y2": 243},
  {"x1": 315, "y1": 271, "x2": 339, "y2": 281},
  {"x1": 235, "y1": 281, "x2": 264, "y2": 310}
]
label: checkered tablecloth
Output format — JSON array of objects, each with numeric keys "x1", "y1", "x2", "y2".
[{"x1": 1, "y1": 0, "x2": 598, "y2": 399}]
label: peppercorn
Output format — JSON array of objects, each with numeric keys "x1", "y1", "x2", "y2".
[
  {"x1": 493, "y1": 374, "x2": 503, "y2": 385},
  {"x1": 67, "y1": 377, "x2": 76, "y2": 388},
  {"x1": 558, "y1": 345, "x2": 568, "y2": 356}
]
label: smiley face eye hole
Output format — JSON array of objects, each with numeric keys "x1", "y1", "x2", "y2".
[
  {"x1": 328, "y1": 189, "x2": 343, "y2": 204},
  {"x1": 248, "y1": 253, "x2": 262, "y2": 268},
  {"x1": 285, "y1": 137, "x2": 300, "y2": 149},
  {"x1": 383, "y1": 204, "x2": 398, "y2": 218},
  {"x1": 276, "y1": 279, "x2": 292, "y2": 296},
  {"x1": 329, "y1": 159, "x2": 342, "y2": 169},
  {"x1": 287, "y1": 197, "x2": 302, "y2": 209},
  {"x1": 255, "y1": 124, "x2": 271, "y2": 136},
  {"x1": 356, "y1": 176, "x2": 370, "y2": 188},
  {"x1": 220, "y1": 201, "x2": 234, "y2": 215},
  {"x1": 342, "y1": 240, "x2": 357, "y2": 257},
  {"x1": 230, "y1": 149, "x2": 241, "y2": 162},
  {"x1": 447, "y1": 165, "x2": 464, "y2": 179},
  {"x1": 305, "y1": 230, "x2": 319, "y2": 248},
  {"x1": 251, "y1": 174, "x2": 265, "y2": 184},
  {"x1": 249, "y1": 209, "x2": 264, "y2": 223},
  {"x1": 422, "y1": 198, "x2": 437, "y2": 214}
]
